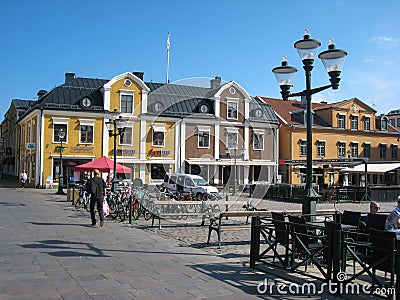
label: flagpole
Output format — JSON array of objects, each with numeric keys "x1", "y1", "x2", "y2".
[{"x1": 166, "y1": 32, "x2": 170, "y2": 84}]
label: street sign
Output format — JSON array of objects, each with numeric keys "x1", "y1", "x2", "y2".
[{"x1": 26, "y1": 143, "x2": 36, "y2": 150}]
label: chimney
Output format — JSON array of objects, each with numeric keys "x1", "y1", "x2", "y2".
[
  {"x1": 210, "y1": 76, "x2": 221, "y2": 89},
  {"x1": 37, "y1": 90, "x2": 47, "y2": 99},
  {"x1": 65, "y1": 72, "x2": 76, "y2": 83},
  {"x1": 133, "y1": 72, "x2": 144, "y2": 80}
]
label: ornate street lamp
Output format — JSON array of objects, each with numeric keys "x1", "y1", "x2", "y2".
[
  {"x1": 106, "y1": 109, "x2": 127, "y2": 192},
  {"x1": 272, "y1": 30, "x2": 347, "y2": 217},
  {"x1": 56, "y1": 128, "x2": 66, "y2": 195}
]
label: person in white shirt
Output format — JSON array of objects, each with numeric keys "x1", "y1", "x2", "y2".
[
  {"x1": 19, "y1": 170, "x2": 27, "y2": 189},
  {"x1": 385, "y1": 195, "x2": 400, "y2": 231}
]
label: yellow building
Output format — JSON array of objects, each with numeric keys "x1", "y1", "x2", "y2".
[{"x1": 259, "y1": 97, "x2": 400, "y2": 187}]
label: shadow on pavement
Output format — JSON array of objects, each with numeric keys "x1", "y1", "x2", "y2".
[{"x1": 21, "y1": 239, "x2": 110, "y2": 258}]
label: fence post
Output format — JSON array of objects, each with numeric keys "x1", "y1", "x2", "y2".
[{"x1": 250, "y1": 216, "x2": 260, "y2": 268}]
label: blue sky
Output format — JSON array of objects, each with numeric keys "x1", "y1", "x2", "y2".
[{"x1": 1, "y1": 0, "x2": 400, "y2": 118}]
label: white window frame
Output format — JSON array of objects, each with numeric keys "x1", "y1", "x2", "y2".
[
  {"x1": 120, "y1": 89, "x2": 135, "y2": 114},
  {"x1": 380, "y1": 143, "x2": 387, "y2": 159},
  {"x1": 78, "y1": 119, "x2": 95, "y2": 145},
  {"x1": 226, "y1": 127, "x2": 238, "y2": 149},
  {"x1": 350, "y1": 115, "x2": 358, "y2": 130},
  {"x1": 338, "y1": 142, "x2": 346, "y2": 157},
  {"x1": 253, "y1": 129, "x2": 265, "y2": 151},
  {"x1": 227, "y1": 99, "x2": 239, "y2": 120},
  {"x1": 317, "y1": 140, "x2": 326, "y2": 157},
  {"x1": 351, "y1": 142, "x2": 359, "y2": 158},
  {"x1": 52, "y1": 117, "x2": 69, "y2": 143},
  {"x1": 337, "y1": 114, "x2": 345, "y2": 129},
  {"x1": 300, "y1": 139, "x2": 307, "y2": 156},
  {"x1": 120, "y1": 126, "x2": 133, "y2": 146},
  {"x1": 363, "y1": 116, "x2": 371, "y2": 131},
  {"x1": 152, "y1": 123, "x2": 166, "y2": 147},
  {"x1": 197, "y1": 126, "x2": 210, "y2": 149}
]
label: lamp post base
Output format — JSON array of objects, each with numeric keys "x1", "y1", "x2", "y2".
[
  {"x1": 55, "y1": 188, "x2": 66, "y2": 195},
  {"x1": 301, "y1": 188, "x2": 321, "y2": 221}
]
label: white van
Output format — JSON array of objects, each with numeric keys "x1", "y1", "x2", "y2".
[{"x1": 162, "y1": 173, "x2": 219, "y2": 199}]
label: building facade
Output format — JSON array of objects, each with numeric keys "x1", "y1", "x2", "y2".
[{"x1": 258, "y1": 97, "x2": 400, "y2": 187}]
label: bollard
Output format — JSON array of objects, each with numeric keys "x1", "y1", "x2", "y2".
[
  {"x1": 129, "y1": 197, "x2": 132, "y2": 225},
  {"x1": 225, "y1": 194, "x2": 229, "y2": 220}
]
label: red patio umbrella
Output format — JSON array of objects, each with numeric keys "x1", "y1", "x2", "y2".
[{"x1": 75, "y1": 156, "x2": 131, "y2": 173}]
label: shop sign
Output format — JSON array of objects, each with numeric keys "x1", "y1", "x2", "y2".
[
  {"x1": 150, "y1": 149, "x2": 170, "y2": 156},
  {"x1": 26, "y1": 143, "x2": 36, "y2": 150}
]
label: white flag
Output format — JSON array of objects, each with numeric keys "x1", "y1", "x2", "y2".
[{"x1": 166, "y1": 32, "x2": 170, "y2": 52}]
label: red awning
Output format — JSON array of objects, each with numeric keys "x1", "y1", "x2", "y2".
[{"x1": 75, "y1": 156, "x2": 131, "y2": 173}]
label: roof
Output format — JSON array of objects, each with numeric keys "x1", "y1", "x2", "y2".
[
  {"x1": 147, "y1": 84, "x2": 278, "y2": 124},
  {"x1": 257, "y1": 97, "x2": 329, "y2": 126},
  {"x1": 36, "y1": 77, "x2": 108, "y2": 110},
  {"x1": 11, "y1": 99, "x2": 36, "y2": 109}
]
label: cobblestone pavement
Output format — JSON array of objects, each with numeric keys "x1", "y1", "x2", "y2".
[
  {"x1": 1, "y1": 180, "x2": 395, "y2": 299},
  {"x1": 132, "y1": 195, "x2": 397, "y2": 260}
]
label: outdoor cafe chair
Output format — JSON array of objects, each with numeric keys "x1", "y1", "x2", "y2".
[
  {"x1": 366, "y1": 213, "x2": 387, "y2": 231},
  {"x1": 341, "y1": 210, "x2": 361, "y2": 230},
  {"x1": 288, "y1": 215, "x2": 327, "y2": 277},
  {"x1": 324, "y1": 220, "x2": 356, "y2": 278},
  {"x1": 271, "y1": 212, "x2": 291, "y2": 267},
  {"x1": 350, "y1": 228, "x2": 397, "y2": 291}
]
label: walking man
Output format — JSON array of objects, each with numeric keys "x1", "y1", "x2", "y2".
[{"x1": 89, "y1": 169, "x2": 106, "y2": 227}]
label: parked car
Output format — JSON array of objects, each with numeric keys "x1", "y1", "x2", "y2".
[{"x1": 162, "y1": 173, "x2": 219, "y2": 200}]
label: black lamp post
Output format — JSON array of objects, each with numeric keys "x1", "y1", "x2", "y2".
[
  {"x1": 272, "y1": 30, "x2": 347, "y2": 217},
  {"x1": 106, "y1": 109, "x2": 127, "y2": 192},
  {"x1": 56, "y1": 128, "x2": 66, "y2": 195}
]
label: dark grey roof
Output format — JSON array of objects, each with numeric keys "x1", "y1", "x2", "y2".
[
  {"x1": 248, "y1": 97, "x2": 279, "y2": 124},
  {"x1": 145, "y1": 82, "x2": 165, "y2": 92},
  {"x1": 36, "y1": 77, "x2": 108, "y2": 110},
  {"x1": 11, "y1": 99, "x2": 36, "y2": 109}
]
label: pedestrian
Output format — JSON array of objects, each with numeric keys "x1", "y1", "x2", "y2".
[
  {"x1": 385, "y1": 195, "x2": 400, "y2": 231},
  {"x1": 89, "y1": 169, "x2": 106, "y2": 227},
  {"x1": 19, "y1": 170, "x2": 27, "y2": 189}
]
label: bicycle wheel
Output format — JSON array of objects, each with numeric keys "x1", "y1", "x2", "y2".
[
  {"x1": 117, "y1": 202, "x2": 126, "y2": 222},
  {"x1": 108, "y1": 196, "x2": 117, "y2": 219},
  {"x1": 132, "y1": 201, "x2": 140, "y2": 220}
]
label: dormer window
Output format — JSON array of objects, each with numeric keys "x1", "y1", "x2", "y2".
[
  {"x1": 227, "y1": 99, "x2": 238, "y2": 120},
  {"x1": 337, "y1": 114, "x2": 345, "y2": 129},
  {"x1": 363, "y1": 116, "x2": 370, "y2": 131},
  {"x1": 381, "y1": 117, "x2": 388, "y2": 131},
  {"x1": 350, "y1": 115, "x2": 358, "y2": 130}
]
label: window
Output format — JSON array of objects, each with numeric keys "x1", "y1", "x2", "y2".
[
  {"x1": 363, "y1": 143, "x2": 371, "y2": 158},
  {"x1": 150, "y1": 164, "x2": 167, "y2": 180},
  {"x1": 152, "y1": 124, "x2": 166, "y2": 147},
  {"x1": 390, "y1": 119, "x2": 396, "y2": 127},
  {"x1": 80, "y1": 125, "x2": 93, "y2": 143},
  {"x1": 152, "y1": 131, "x2": 165, "y2": 147},
  {"x1": 317, "y1": 141, "x2": 325, "y2": 157},
  {"x1": 337, "y1": 115, "x2": 345, "y2": 129},
  {"x1": 338, "y1": 142, "x2": 346, "y2": 157},
  {"x1": 253, "y1": 133, "x2": 264, "y2": 150},
  {"x1": 397, "y1": 118, "x2": 400, "y2": 128},
  {"x1": 351, "y1": 143, "x2": 358, "y2": 158},
  {"x1": 392, "y1": 145, "x2": 398, "y2": 159},
  {"x1": 350, "y1": 115, "x2": 358, "y2": 130},
  {"x1": 52, "y1": 117, "x2": 69, "y2": 143},
  {"x1": 379, "y1": 144, "x2": 387, "y2": 159},
  {"x1": 53, "y1": 124, "x2": 67, "y2": 143},
  {"x1": 120, "y1": 127, "x2": 132, "y2": 145},
  {"x1": 121, "y1": 94, "x2": 133, "y2": 113},
  {"x1": 300, "y1": 140, "x2": 307, "y2": 156},
  {"x1": 363, "y1": 117, "x2": 370, "y2": 131},
  {"x1": 227, "y1": 100, "x2": 238, "y2": 119},
  {"x1": 381, "y1": 118, "x2": 388, "y2": 131},
  {"x1": 198, "y1": 131, "x2": 210, "y2": 148},
  {"x1": 227, "y1": 132, "x2": 238, "y2": 149}
]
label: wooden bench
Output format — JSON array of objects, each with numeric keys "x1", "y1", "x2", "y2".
[
  {"x1": 150, "y1": 200, "x2": 211, "y2": 229},
  {"x1": 207, "y1": 209, "x2": 337, "y2": 248}
]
